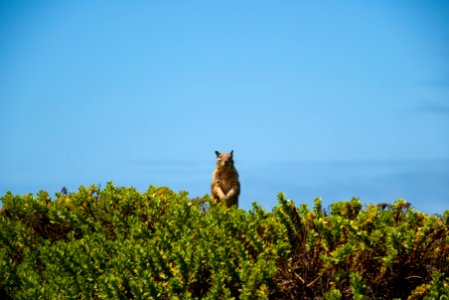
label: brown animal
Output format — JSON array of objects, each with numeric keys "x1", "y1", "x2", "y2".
[{"x1": 211, "y1": 150, "x2": 240, "y2": 207}]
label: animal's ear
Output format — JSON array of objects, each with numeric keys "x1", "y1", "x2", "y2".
[
  {"x1": 230, "y1": 150, "x2": 234, "y2": 156},
  {"x1": 215, "y1": 151, "x2": 221, "y2": 157}
]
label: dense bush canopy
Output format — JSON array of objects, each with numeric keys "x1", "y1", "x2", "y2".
[{"x1": 1, "y1": 183, "x2": 448, "y2": 299}]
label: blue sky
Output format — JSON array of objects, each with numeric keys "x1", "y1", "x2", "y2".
[{"x1": 1, "y1": 1, "x2": 448, "y2": 213}]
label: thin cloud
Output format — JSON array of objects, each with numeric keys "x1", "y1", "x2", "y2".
[
  {"x1": 420, "y1": 72, "x2": 449, "y2": 88},
  {"x1": 416, "y1": 101, "x2": 449, "y2": 114},
  {"x1": 128, "y1": 159, "x2": 199, "y2": 167}
]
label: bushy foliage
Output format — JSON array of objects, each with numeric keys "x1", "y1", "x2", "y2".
[
  {"x1": 274, "y1": 195, "x2": 449, "y2": 299},
  {"x1": 1, "y1": 183, "x2": 448, "y2": 299},
  {"x1": 1, "y1": 184, "x2": 284, "y2": 299}
]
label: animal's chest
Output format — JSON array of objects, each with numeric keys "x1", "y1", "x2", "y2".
[{"x1": 216, "y1": 171, "x2": 237, "y2": 192}]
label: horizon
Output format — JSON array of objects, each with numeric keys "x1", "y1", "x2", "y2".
[{"x1": 2, "y1": 157, "x2": 448, "y2": 214}]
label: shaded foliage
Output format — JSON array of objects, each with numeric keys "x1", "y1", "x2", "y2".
[
  {"x1": 1, "y1": 183, "x2": 448, "y2": 299},
  {"x1": 274, "y1": 195, "x2": 449, "y2": 299}
]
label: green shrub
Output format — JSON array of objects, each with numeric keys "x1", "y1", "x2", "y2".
[{"x1": 1, "y1": 183, "x2": 448, "y2": 299}]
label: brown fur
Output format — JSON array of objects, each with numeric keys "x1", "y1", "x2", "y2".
[{"x1": 211, "y1": 150, "x2": 240, "y2": 207}]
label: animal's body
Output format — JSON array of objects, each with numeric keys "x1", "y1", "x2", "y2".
[{"x1": 211, "y1": 150, "x2": 240, "y2": 207}]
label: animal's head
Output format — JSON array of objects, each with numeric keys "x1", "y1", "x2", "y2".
[{"x1": 215, "y1": 150, "x2": 234, "y2": 168}]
